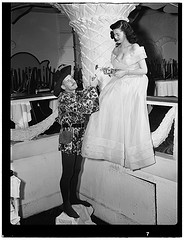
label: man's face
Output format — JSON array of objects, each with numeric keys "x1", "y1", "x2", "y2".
[{"x1": 61, "y1": 75, "x2": 78, "y2": 92}]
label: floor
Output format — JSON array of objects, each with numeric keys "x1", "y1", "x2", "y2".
[{"x1": 20, "y1": 205, "x2": 109, "y2": 225}]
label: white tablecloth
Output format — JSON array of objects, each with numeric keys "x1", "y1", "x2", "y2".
[
  {"x1": 11, "y1": 101, "x2": 32, "y2": 129},
  {"x1": 154, "y1": 79, "x2": 178, "y2": 97},
  {"x1": 49, "y1": 99, "x2": 58, "y2": 112},
  {"x1": 10, "y1": 173, "x2": 21, "y2": 225}
]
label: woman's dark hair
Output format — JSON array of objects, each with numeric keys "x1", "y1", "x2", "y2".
[{"x1": 110, "y1": 20, "x2": 137, "y2": 44}]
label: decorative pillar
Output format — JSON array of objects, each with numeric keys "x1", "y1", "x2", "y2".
[{"x1": 51, "y1": 3, "x2": 137, "y2": 87}]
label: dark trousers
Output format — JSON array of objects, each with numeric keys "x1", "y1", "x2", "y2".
[{"x1": 60, "y1": 152, "x2": 83, "y2": 205}]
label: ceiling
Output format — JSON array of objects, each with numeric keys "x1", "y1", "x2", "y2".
[
  {"x1": 11, "y1": 2, "x2": 60, "y2": 12},
  {"x1": 11, "y1": 2, "x2": 178, "y2": 25},
  {"x1": 11, "y1": 2, "x2": 61, "y2": 24}
]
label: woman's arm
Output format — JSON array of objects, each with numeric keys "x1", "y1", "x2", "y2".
[
  {"x1": 126, "y1": 43, "x2": 147, "y2": 75},
  {"x1": 127, "y1": 58, "x2": 148, "y2": 75},
  {"x1": 114, "y1": 58, "x2": 147, "y2": 78}
]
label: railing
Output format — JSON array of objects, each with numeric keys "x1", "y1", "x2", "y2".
[
  {"x1": 147, "y1": 96, "x2": 178, "y2": 107},
  {"x1": 11, "y1": 92, "x2": 57, "y2": 103},
  {"x1": 147, "y1": 96, "x2": 178, "y2": 162},
  {"x1": 11, "y1": 94, "x2": 178, "y2": 163},
  {"x1": 11, "y1": 94, "x2": 178, "y2": 105}
]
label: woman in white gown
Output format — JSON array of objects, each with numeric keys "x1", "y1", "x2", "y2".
[{"x1": 82, "y1": 20, "x2": 155, "y2": 170}]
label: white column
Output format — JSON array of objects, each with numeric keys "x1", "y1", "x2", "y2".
[{"x1": 51, "y1": 3, "x2": 137, "y2": 87}]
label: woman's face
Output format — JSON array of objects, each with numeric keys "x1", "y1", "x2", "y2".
[
  {"x1": 61, "y1": 75, "x2": 78, "y2": 92},
  {"x1": 113, "y1": 28, "x2": 126, "y2": 44}
]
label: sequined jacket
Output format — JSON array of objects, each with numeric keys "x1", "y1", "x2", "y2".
[{"x1": 56, "y1": 87, "x2": 99, "y2": 154}]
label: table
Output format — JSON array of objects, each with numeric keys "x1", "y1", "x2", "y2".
[
  {"x1": 11, "y1": 101, "x2": 32, "y2": 129},
  {"x1": 154, "y1": 79, "x2": 178, "y2": 97},
  {"x1": 49, "y1": 99, "x2": 58, "y2": 112},
  {"x1": 11, "y1": 94, "x2": 57, "y2": 129}
]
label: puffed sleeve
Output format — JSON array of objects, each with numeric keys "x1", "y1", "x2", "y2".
[
  {"x1": 128, "y1": 46, "x2": 147, "y2": 65},
  {"x1": 81, "y1": 87, "x2": 99, "y2": 114}
]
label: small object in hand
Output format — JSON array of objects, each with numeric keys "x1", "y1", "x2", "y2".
[{"x1": 102, "y1": 67, "x2": 116, "y2": 75}]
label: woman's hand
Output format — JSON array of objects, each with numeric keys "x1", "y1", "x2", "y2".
[{"x1": 114, "y1": 70, "x2": 127, "y2": 78}]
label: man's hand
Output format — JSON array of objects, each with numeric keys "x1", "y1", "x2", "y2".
[{"x1": 89, "y1": 75, "x2": 99, "y2": 87}]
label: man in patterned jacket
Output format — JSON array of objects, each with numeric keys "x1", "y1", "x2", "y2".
[{"x1": 53, "y1": 65, "x2": 99, "y2": 218}]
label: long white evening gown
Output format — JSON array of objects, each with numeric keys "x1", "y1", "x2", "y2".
[{"x1": 82, "y1": 45, "x2": 155, "y2": 170}]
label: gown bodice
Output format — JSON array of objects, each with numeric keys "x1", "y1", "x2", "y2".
[{"x1": 111, "y1": 46, "x2": 147, "y2": 71}]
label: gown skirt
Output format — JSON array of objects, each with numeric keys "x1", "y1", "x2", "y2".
[{"x1": 82, "y1": 74, "x2": 155, "y2": 170}]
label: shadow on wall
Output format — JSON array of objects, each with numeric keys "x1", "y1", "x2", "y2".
[{"x1": 131, "y1": 20, "x2": 158, "y2": 96}]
